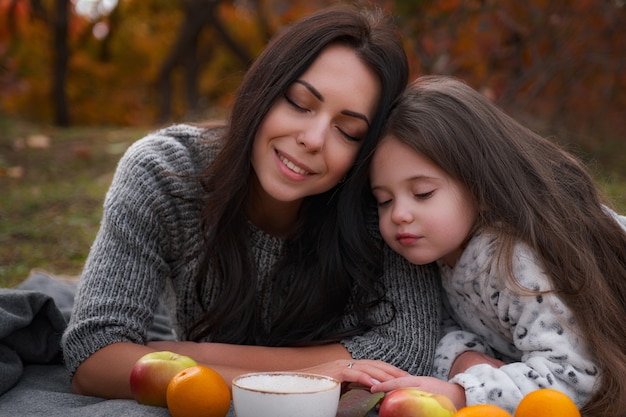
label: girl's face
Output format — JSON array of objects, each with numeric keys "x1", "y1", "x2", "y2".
[
  {"x1": 370, "y1": 136, "x2": 478, "y2": 267},
  {"x1": 251, "y1": 44, "x2": 380, "y2": 210}
]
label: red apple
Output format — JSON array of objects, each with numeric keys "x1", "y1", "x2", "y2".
[
  {"x1": 129, "y1": 351, "x2": 198, "y2": 407},
  {"x1": 378, "y1": 388, "x2": 456, "y2": 417}
]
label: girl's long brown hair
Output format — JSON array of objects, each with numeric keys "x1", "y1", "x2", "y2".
[{"x1": 384, "y1": 75, "x2": 626, "y2": 417}]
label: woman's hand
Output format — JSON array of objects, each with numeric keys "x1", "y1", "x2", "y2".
[
  {"x1": 146, "y1": 342, "x2": 412, "y2": 392},
  {"x1": 297, "y1": 359, "x2": 411, "y2": 389},
  {"x1": 370, "y1": 376, "x2": 466, "y2": 410}
]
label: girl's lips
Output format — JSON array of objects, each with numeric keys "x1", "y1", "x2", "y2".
[{"x1": 396, "y1": 232, "x2": 420, "y2": 246}]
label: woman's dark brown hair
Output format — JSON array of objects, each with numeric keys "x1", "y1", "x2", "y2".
[{"x1": 187, "y1": 5, "x2": 409, "y2": 346}]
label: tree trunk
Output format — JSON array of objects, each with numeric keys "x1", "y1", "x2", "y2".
[
  {"x1": 184, "y1": 32, "x2": 201, "y2": 119},
  {"x1": 155, "y1": 0, "x2": 254, "y2": 123},
  {"x1": 51, "y1": 0, "x2": 69, "y2": 126},
  {"x1": 155, "y1": 2, "x2": 210, "y2": 123}
]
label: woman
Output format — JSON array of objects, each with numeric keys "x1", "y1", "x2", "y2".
[{"x1": 62, "y1": 6, "x2": 441, "y2": 400}]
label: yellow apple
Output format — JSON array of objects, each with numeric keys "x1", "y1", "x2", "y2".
[
  {"x1": 378, "y1": 388, "x2": 456, "y2": 417},
  {"x1": 129, "y1": 351, "x2": 197, "y2": 407}
]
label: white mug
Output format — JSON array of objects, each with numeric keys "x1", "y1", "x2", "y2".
[{"x1": 232, "y1": 372, "x2": 341, "y2": 417}]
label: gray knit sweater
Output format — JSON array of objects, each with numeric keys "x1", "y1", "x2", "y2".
[{"x1": 61, "y1": 124, "x2": 441, "y2": 377}]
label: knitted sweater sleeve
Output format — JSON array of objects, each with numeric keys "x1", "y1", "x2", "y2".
[
  {"x1": 341, "y1": 243, "x2": 441, "y2": 377},
  {"x1": 61, "y1": 125, "x2": 208, "y2": 376}
]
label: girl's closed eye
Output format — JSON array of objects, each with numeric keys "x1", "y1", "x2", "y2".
[
  {"x1": 415, "y1": 190, "x2": 434, "y2": 199},
  {"x1": 376, "y1": 198, "x2": 392, "y2": 208},
  {"x1": 372, "y1": 190, "x2": 392, "y2": 208}
]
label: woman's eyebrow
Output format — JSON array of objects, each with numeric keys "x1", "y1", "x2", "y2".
[
  {"x1": 296, "y1": 79, "x2": 323, "y2": 100},
  {"x1": 295, "y1": 79, "x2": 371, "y2": 126}
]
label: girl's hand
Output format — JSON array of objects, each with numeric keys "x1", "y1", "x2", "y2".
[
  {"x1": 297, "y1": 359, "x2": 411, "y2": 388},
  {"x1": 370, "y1": 376, "x2": 466, "y2": 410},
  {"x1": 450, "y1": 351, "x2": 505, "y2": 377}
]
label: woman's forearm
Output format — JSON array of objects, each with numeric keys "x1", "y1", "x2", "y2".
[
  {"x1": 72, "y1": 341, "x2": 352, "y2": 399},
  {"x1": 71, "y1": 342, "x2": 156, "y2": 398},
  {"x1": 147, "y1": 340, "x2": 352, "y2": 372}
]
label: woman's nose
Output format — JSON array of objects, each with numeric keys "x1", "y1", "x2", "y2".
[{"x1": 296, "y1": 120, "x2": 327, "y2": 152}]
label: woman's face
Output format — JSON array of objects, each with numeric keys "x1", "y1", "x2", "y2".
[{"x1": 251, "y1": 44, "x2": 381, "y2": 209}]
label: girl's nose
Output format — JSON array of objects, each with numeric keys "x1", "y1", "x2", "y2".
[{"x1": 390, "y1": 202, "x2": 413, "y2": 224}]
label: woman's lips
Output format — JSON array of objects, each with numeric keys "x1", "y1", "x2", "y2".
[
  {"x1": 275, "y1": 150, "x2": 313, "y2": 179},
  {"x1": 278, "y1": 152, "x2": 309, "y2": 175}
]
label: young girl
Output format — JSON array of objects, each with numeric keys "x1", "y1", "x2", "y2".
[
  {"x1": 62, "y1": 6, "x2": 441, "y2": 400},
  {"x1": 368, "y1": 76, "x2": 626, "y2": 417}
]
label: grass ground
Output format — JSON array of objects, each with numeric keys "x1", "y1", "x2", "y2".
[
  {"x1": 0, "y1": 117, "x2": 150, "y2": 287},
  {"x1": 1, "y1": 116, "x2": 625, "y2": 288}
]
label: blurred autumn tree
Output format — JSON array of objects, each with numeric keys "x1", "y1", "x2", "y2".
[
  {"x1": 0, "y1": 0, "x2": 335, "y2": 125},
  {"x1": 396, "y1": 0, "x2": 626, "y2": 147},
  {"x1": 1, "y1": 0, "x2": 624, "y2": 144}
]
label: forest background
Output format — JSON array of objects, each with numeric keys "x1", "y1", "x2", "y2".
[{"x1": 1, "y1": 0, "x2": 625, "y2": 286}]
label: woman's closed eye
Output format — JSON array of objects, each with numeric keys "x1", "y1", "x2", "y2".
[
  {"x1": 284, "y1": 93, "x2": 309, "y2": 113},
  {"x1": 336, "y1": 127, "x2": 362, "y2": 142},
  {"x1": 284, "y1": 88, "x2": 365, "y2": 142}
]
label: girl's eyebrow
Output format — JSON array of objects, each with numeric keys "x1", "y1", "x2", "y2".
[
  {"x1": 295, "y1": 79, "x2": 371, "y2": 127},
  {"x1": 371, "y1": 175, "x2": 437, "y2": 190}
]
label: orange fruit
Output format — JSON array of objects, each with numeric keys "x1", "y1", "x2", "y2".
[
  {"x1": 166, "y1": 365, "x2": 231, "y2": 417},
  {"x1": 514, "y1": 388, "x2": 580, "y2": 417},
  {"x1": 453, "y1": 404, "x2": 513, "y2": 417}
]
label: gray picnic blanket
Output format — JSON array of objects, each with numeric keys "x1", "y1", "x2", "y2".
[
  {"x1": 0, "y1": 271, "x2": 377, "y2": 417},
  {"x1": 0, "y1": 270, "x2": 237, "y2": 416},
  {"x1": 0, "y1": 280, "x2": 66, "y2": 396}
]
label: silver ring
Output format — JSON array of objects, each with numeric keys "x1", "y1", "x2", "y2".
[{"x1": 347, "y1": 361, "x2": 354, "y2": 369}]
